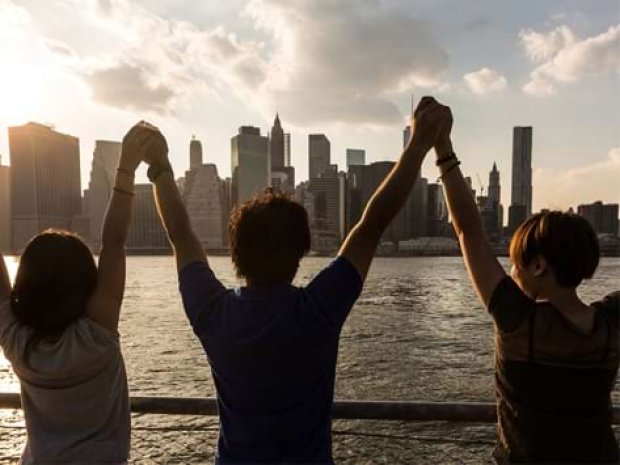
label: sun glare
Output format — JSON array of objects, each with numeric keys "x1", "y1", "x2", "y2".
[{"x1": 0, "y1": 63, "x2": 42, "y2": 123}]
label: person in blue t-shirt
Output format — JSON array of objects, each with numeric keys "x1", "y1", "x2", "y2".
[{"x1": 139, "y1": 96, "x2": 450, "y2": 464}]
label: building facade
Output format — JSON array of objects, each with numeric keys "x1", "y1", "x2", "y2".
[
  {"x1": 127, "y1": 184, "x2": 169, "y2": 252},
  {"x1": 0, "y1": 159, "x2": 10, "y2": 252},
  {"x1": 190, "y1": 137, "x2": 203, "y2": 170},
  {"x1": 511, "y1": 126, "x2": 533, "y2": 217},
  {"x1": 308, "y1": 134, "x2": 330, "y2": 180},
  {"x1": 231, "y1": 126, "x2": 270, "y2": 205},
  {"x1": 578, "y1": 201, "x2": 619, "y2": 236},
  {"x1": 346, "y1": 149, "x2": 365, "y2": 169},
  {"x1": 9, "y1": 123, "x2": 82, "y2": 252},
  {"x1": 183, "y1": 163, "x2": 226, "y2": 249},
  {"x1": 84, "y1": 140, "x2": 122, "y2": 251}
]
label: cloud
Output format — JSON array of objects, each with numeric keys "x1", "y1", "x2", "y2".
[
  {"x1": 10, "y1": 0, "x2": 449, "y2": 125},
  {"x1": 243, "y1": 0, "x2": 449, "y2": 126},
  {"x1": 534, "y1": 148, "x2": 620, "y2": 210},
  {"x1": 84, "y1": 63, "x2": 176, "y2": 113},
  {"x1": 463, "y1": 67, "x2": 507, "y2": 94},
  {"x1": 520, "y1": 24, "x2": 620, "y2": 96}
]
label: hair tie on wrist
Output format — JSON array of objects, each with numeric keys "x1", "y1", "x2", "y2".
[
  {"x1": 436, "y1": 152, "x2": 457, "y2": 166},
  {"x1": 437, "y1": 160, "x2": 461, "y2": 181}
]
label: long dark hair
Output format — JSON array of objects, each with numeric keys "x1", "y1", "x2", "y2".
[{"x1": 10, "y1": 230, "x2": 98, "y2": 363}]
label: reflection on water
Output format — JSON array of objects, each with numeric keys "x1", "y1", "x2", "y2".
[{"x1": 0, "y1": 256, "x2": 618, "y2": 462}]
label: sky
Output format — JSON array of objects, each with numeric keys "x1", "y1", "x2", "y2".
[{"x1": 0, "y1": 0, "x2": 618, "y2": 215}]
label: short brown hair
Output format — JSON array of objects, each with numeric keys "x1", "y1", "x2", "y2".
[
  {"x1": 229, "y1": 189, "x2": 311, "y2": 285},
  {"x1": 509, "y1": 211, "x2": 599, "y2": 288}
]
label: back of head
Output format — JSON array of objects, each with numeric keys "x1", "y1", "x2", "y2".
[
  {"x1": 11, "y1": 230, "x2": 97, "y2": 342},
  {"x1": 509, "y1": 211, "x2": 600, "y2": 288},
  {"x1": 229, "y1": 189, "x2": 311, "y2": 286}
]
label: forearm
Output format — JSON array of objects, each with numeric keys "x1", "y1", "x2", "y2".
[
  {"x1": 0, "y1": 251, "x2": 10, "y2": 300},
  {"x1": 359, "y1": 144, "x2": 427, "y2": 233},
  {"x1": 152, "y1": 172, "x2": 193, "y2": 244},
  {"x1": 101, "y1": 171, "x2": 134, "y2": 248},
  {"x1": 440, "y1": 160, "x2": 485, "y2": 238}
]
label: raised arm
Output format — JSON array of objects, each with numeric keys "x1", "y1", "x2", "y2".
[
  {"x1": 0, "y1": 250, "x2": 10, "y2": 302},
  {"x1": 339, "y1": 97, "x2": 449, "y2": 280},
  {"x1": 86, "y1": 123, "x2": 147, "y2": 331},
  {"x1": 434, "y1": 116, "x2": 506, "y2": 306},
  {"x1": 143, "y1": 130, "x2": 206, "y2": 272}
]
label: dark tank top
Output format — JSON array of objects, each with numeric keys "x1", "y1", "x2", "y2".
[{"x1": 487, "y1": 277, "x2": 619, "y2": 463}]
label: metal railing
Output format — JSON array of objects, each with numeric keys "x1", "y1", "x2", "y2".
[{"x1": 1, "y1": 393, "x2": 619, "y2": 423}]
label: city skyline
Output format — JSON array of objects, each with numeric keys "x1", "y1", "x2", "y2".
[{"x1": 0, "y1": 1, "x2": 617, "y2": 215}]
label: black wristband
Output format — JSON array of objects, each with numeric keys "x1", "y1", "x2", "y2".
[
  {"x1": 147, "y1": 162, "x2": 173, "y2": 183},
  {"x1": 438, "y1": 160, "x2": 461, "y2": 181},
  {"x1": 436, "y1": 152, "x2": 457, "y2": 166}
]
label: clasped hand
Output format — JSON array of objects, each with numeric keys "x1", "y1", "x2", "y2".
[{"x1": 119, "y1": 121, "x2": 169, "y2": 172}]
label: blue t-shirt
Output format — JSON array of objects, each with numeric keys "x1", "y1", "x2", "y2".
[{"x1": 178, "y1": 256, "x2": 363, "y2": 464}]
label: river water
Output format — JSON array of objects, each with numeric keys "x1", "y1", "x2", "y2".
[{"x1": 1, "y1": 256, "x2": 618, "y2": 464}]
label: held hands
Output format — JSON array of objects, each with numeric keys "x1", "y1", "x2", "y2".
[
  {"x1": 119, "y1": 121, "x2": 169, "y2": 173},
  {"x1": 408, "y1": 96, "x2": 452, "y2": 155}
]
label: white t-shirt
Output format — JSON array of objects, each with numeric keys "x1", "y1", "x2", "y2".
[{"x1": 0, "y1": 298, "x2": 130, "y2": 464}]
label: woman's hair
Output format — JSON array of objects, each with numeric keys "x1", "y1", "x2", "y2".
[
  {"x1": 11, "y1": 230, "x2": 98, "y2": 362},
  {"x1": 229, "y1": 189, "x2": 311, "y2": 286},
  {"x1": 509, "y1": 211, "x2": 599, "y2": 288}
]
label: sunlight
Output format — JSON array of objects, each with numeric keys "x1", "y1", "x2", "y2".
[{"x1": 0, "y1": 64, "x2": 42, "y2": 123}]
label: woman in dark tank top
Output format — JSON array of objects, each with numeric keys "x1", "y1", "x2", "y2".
[{"x1": 428, "y1": 98, "x2": 618, "y2": 463}]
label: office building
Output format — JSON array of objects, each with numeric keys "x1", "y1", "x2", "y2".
[
  {"x1": 0, "y1": 159, "x2": 10, "y2": 252},
  {"x1": 127, "y1": 184, "x2": 169, "y2": 252},
  {"x1": 308, "y1": 170, "x2": 342, "y2": 252},
  {"x1": 346, "y1": 149, "x2": 365, "y2": 169},
  {"x1": 284, "y1": 133, "x2": 291, "y2": 166},
  {"x1": 511, "y1": 126, "x2": 533, "y2": 217},
  {"x1": 308, "y1": 134, "x2": 330, "y2": 179},
  {"x1": 190, "y1": 137, "x2": 203, "y2": 169},
  {"x1": 269, "y1": 114, "x2": 285, "y2": 169},
  {"x1": 183, "y1": 163, "x2": 225, "y2": 249},
  {"x1": 426, "y1": 183, "x2": 448, "y2": 237},
  {"x1": 84, "y1": 140, "x2": 122, "y2": 251},
  {"x1": 578, "y1": 201, "x2": 619, "y2": 236},
  {"x1": 270, "y1": 115, "x2": 295, "y2": 194},
  {"x1": 231, "y1": 126, "x2": 269, "y2": 205},
  {"x1": 9, "y1": 123, "x2": 81, "y2": 252},
  {"x1": 485, "y1": 162, "x2": 503, "y2": 238}
]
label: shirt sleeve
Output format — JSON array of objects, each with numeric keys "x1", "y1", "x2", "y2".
[
  {"x1": 305, "y1": 256, "x2": 364, "y2": 330},
  {"x1": 178, "y1": 261, "x2": 227, "y2": 331},
  {"x1": 487, "y1": 275, "x2": 535, "y2": 333}
]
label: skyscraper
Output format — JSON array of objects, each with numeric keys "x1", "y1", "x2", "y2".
[
  {"x1": 127, "y1": 184, "x2": 169, "y2": 252},
  {"x1": 578, "y1": 201, "x2": 619, "y2": 236},
  {"x1": 190, "y1": 137, "x2": 203, "y2": 169},
  {"x1": 9, "y1": 123, "x2": 82, "y2": 252},
  {"x1": 0, "y1": 158, "x2": 10, "y2": 252},
  {"x1": 486, "y1": 162, "x2": 503, "y2": 236},
  {"x1": 284, "y1": 133, "x2": 291, "y2": 166},
  {"x1": 308, "y1": 170, "x2": 341, "y2": 253},
  {"x1": 308, "y1": 134, "x2": 330, "y2": 179},
  {"x1": 270, "y1": 115, "x2": 295, "y2": 194},
  {"x1": 231, "y1": 126, "x2": 270, "y2": 205},
  {"x1": 511, "y1": 126, "x2": 533, "y2": 217},
  {"x1": 184, "y1": 164, "x2": 225, "y2": 249},
  {"x1": 346, "y1": 149, "x2": 365, "y2": 169},
  {"x1": 84, "y1": 140, "x2": 122, "y2": 251},
  {"x1": 269, "y1": 114, "x2": 285, "y2": 169}
]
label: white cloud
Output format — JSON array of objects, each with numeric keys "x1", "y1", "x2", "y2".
[
  {"x1": 463, "y1": 67, "x2": 507, "y2": 95},
  {"x1": 520, "y1": 24, "x2": 620, "y2": 96},
  {"x1": 534, "y1": 148, "x2": 620, "y2": 210},
  {"x1": 8, "y1": 0, "x2": 449, "y2": 125}
]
